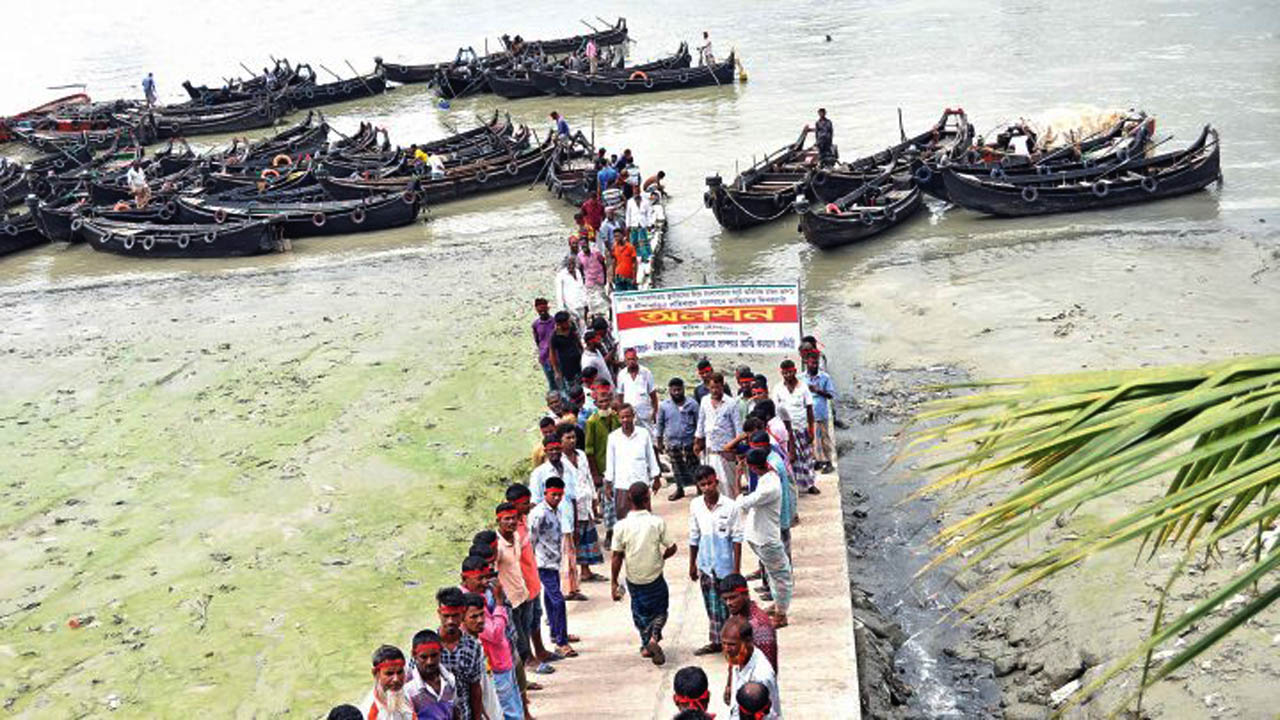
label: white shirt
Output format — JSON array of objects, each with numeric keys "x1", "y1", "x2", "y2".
[
  {"x1": 359, "y1": 685, "x2": 416, "y2": 720},
  {"x1": 729, "y1": 647, "x2": 781, "y2": 720},
  {"x1": 556, "y1": 266, "x2": 586, "y2": 313},
  {"x1": 734, "y1": 470, "x2": 783, "y2": 545},
  {"x1": 618, "y1": 365, "x2": 656, "y2": 420},
  {"x1": 564, "y1": 451, "x2": 597, "y2": 521},
  {"x1": 530, "y1": 458, "x2": 579, "y2": 529},
  {"x1": 605, "y1": 425, "x2": 660, "y2": 490},
  {"x1": 582, "y1": 348, "x2": 613, "y2": 386},
  {"x1": 429, "y1": 154, "x2": 446, "y2": 174},
  {"x1": 126, "y1": 166, "x2": 147, "y2": 190},
  {"x1": 772, "y1": 381, "x2": 813, "y2": 430},
  {"x1": 625, "y1": 196, "x2": 645, "y2": 228}
]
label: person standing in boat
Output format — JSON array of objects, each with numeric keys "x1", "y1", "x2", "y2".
[
  {"x1": 698, "y1": 31, "x2": 715, "y2": 66},
  {"x1": 126, "y1": 161, "x2": 150, "y2": 209},
  {"x1": 806, "y1": 108, "x2": 836, "y2": 166},
  {"x1": 142, "y1": 72, "x2": 157, "y2": 107},
  {"x1": 585, "y1": 38, "x2": 599, "y2": 75},
  {"x1": 550, "y1": 111, "x2": 570, "y2": 140}
]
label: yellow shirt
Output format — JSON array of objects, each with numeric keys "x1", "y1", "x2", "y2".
[
  {"x1": 610, "y1": 509, "x2": 671, "y2": 585},
  {"x1": 414, "y1": 149, "x2": 431, "y2": 164}
]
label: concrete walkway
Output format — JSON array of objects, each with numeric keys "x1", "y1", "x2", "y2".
[{"x1": 527, "y1": 467, "x2": 860, "y2": 719}]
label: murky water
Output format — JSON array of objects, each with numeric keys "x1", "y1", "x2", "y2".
[{"x1": 2, "y1": 1, "x2": 1278, "y2": 715}]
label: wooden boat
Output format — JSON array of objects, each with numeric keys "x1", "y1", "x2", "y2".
[
  {"x1": 81, "y1": 216, "x2": 284, "y2": 258},
  {"x1": 175, "y1": 189, "x2": 422, "y2": 238},
  {"x1": 705, "y1": 128, "x2": 810, "y2": 231},
  {"x1": 797, "y1": 172, "x2": 922, "y2": 249},
  {"x1": 941, "y1": 125, "x2": 1221, "y2": 217},
  {"x1": 182, "y1": 60, "x2": 305, "y2": 103},
  {"x1": 0, "y1": 93, "x2": 92, "y2": 142},
  {"x1": 0, "y1": 205, "x2": 50, "y2": 256},
  {"x1": 492, "y1": 43, "x2": 691, "y2": 99},
  {"x1": 145, "y1": 98, "x2": 286, "y2": 139},
  {"x1": 318, "y1": 136, "x2": 556, "y2": 204},
  {"x1": 533, "y1": 51, "x2": 733, "y2": 97},
  {"x1": 916, "y1": 114, "x2": 1151, "y2": 202},
  {"x1": 544, "y1": 132, "x2": 598, "y2": 207},
  {"x1": 283, "y1": 65, "x2": 387, "y2": 109},
  {"x1": 15, "y1": 124, "x2": 155, "y2": 153},
  {"x1": 806, "y1": 108, "x2": 972, "y2": 203},
  {"x1": 376, "y1": 19, "x2": 628, "y2": 85}
]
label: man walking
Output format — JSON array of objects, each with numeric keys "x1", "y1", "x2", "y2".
[
  {"x1": 617, "y1": 348, "x2": 658, "y2": 430},
  {"x1": 578, "y1": 242, "x2": 611, "y2": 321},
  {"x1": 142, "y1": 72, "x2": 157, "y2": 106},
  {"x1": 656, "y1": 377, "x2": 700, "y2": 500},
  {"x1": 527, "y1": 477, "x2": 576, "y2": 658},
  {"x1": 605, "y1": 404, "x2": 661, "y2": 522},
  {"x1": 610, "y1": 482, "x2": 678, "y2": 665},
  {"x1": 688, "y1": 465, "x2": 742, "y2": 655},
  {"x1": 694, "y1": 372, "x2": 743, "y2": 498},
  {"x1": 611, "y1": 229, "x2": 638, "y2": 291}
]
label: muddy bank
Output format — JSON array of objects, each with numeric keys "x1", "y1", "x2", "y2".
[
  {"x1": 824, "y1": 227, "x2": 1280, "y2": 719},
  {"x1": 0, "y1": 214, "x2": 567, "y2": 716}
]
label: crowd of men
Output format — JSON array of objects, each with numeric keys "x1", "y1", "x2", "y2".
[{"x1": 326, "y1": 306, "x2": 838, "y2": 718}]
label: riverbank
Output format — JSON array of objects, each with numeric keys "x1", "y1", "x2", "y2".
[
  {"x1": 0, "y1": 207, "x2": 565, "y2": 716},
  {"x1": 825, "y1": 225, "x2": 1280, "y2": 719}
]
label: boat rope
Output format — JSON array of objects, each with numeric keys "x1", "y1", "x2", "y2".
[
  {"x1": 721, "y1": 188, "x2": 796, "y2": 222},
  {"x1": 666, "y1": 203, "x2": 704, "y2": 229}
]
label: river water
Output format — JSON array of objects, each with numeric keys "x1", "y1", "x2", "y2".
[{"x1": 2, "y1": 1, "x2": 1278, "y2": 717}]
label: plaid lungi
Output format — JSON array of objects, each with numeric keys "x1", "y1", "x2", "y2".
[
  {"x1": 699, "y1": 571, "x2": 729, "y2": 645},
  {"x1": 666, "y1": 444, "x2": 698, "y2": 488},
  {"x1": 576, "y1": 520, "x2": 603, "y2": 565},
  {"x1": 792, "y1": 427, "x2": 817, "y2": 490},
  {"x1": 813, "y1": 417, "x2": 834, "y2": 464}
]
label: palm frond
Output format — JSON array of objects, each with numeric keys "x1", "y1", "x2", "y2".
[{"x1": 905, "y1": 355, "x2": 1280, "y2": 712}]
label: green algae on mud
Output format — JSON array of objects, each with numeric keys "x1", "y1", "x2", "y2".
[{"x1": 0, "y1": 252, "x2": 551, "y2": 716}]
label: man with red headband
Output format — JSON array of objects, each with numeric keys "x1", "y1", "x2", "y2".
[
  {"x1": 495, "y1": 500, "x2": 553, "y2": 679},
  {"x1": 585, "y1": 389, "x2": 622, "y2": 535},
  {"x1": 435, "y1": 587, "x2": 485, "y2": 720},
  {"x1": 773, "y1": 359, "x2": 817, "y2": 494},
  {"x1": 694, "y1": 371, "x2": 743, "y2": 499},
  {"x1": 458, "y1": 557, "x2": 523, "y2": 720},
  {"x1": 717, "y1": 573, "x2": 778, "y2": 671},
  {"x1": 656, "y1": 376, "x2": 700, "y2": 501},
  {"x1": 721, "y1": 617, "x2": 780, "y2": 719},
  {"x1": 528, "y1": 477, "x2": 576, "y2": 658},
  {"x1": 405, "y1": 631, "x2": 457, "y2": 720},
  {"x1": 673, "y1": 665, "x2": 714, "y2": 717},
  {"x1": 611, "y1": 481, "x2": 678, "y2": 665},
  {"x1": 361, "y1": 644, "x2": 413, "y2": 720},
  {"x1": 735, "y1": 681, "x2": 776, "y2": 720},
  {"x1": 803, "y1": 345, "x2": 837, "y2": 474}
]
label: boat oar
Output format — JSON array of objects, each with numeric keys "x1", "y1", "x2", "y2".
[
  {"x1": 319, "y1": 64, "x2": 345, "y2": 82},
  {"x1": 345, "y1": 60, "x2": 379, "y2": 97},
  {"x1": 239, "y1": 62, "x2": 260, "y2": 79},
  {"x1": 580, "y1": 19, "x2": 600, "y2": 32},
  {"x1": 45, "y1": 83, "x2": 87, "y2": 90},
  {"x1": 898, "y1": 108, "x2": 906, "y2": 141}
]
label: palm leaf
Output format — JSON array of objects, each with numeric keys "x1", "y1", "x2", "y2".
[{"x1": 905, "y1": 355, "x2": 1280, "y2": 713}]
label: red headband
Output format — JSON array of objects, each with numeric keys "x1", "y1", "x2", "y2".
[
  {"x1": 438, "y1": 605, "x2": 465, "y2": 614},
  {"x1": 412, "y1": 642, "x2": 441, "y2": 654},
  {"x1": 496, "y1": 509, "x2": 518, "y2": 519},
  {"x1": 749, "y1": 440, "x2": 771, "y2": 448},
  {"x1": 674, "y1": 690, "x2": 710, "y2": 710},
  {"x1": 544, "y1": 441, "x2": 561, "y2": 449},
  {"x1": 461, "y1": 568, "x2": 489, "y2": 578},
  {"x1": 724, "y1": 582, "x2": 749, "y2": 594},
  {"x1": 374, "y1": 659, "x2": 405, "y2": 672},
  {"x1": 740, "y1": 704, "x2": 771, "y2": 720},
  {"x1": 546, "y1": 488, "x2": 564, "y2": 495}
]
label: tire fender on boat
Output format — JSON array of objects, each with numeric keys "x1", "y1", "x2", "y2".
[
  {"x1": 1117, "y1": 147, "x2": 1130, "y2": 163},
  {"x1": 122, "y1": 235, "x2": 135, "y2": 250},
  {"x1": 312, "y1": 211, "x2": 327, "y2": 227},
  {"x1": 304, "y1": 88, "x2": 315, "y2": 99},
  {"x1": 860, "y1": 212, "x2": 873, "y2": 226},
  {"x1": 476, "y1": 169, "x2": 489, "y2": 183},
  {"x1": 142, "y1": 236, "x2": 154, "y2": 252},
  {"x1": 214, "y1": 208, "x2": 228, "y2": 224},
  {"x1": 1141, "y1": 176, "x2": 1159, "y2": 193},
  {"x1": 679, "y1": 71, "x2": 689, "y2": 83},
  {"x1": 271, "y1": 154, "x2": 293, "y2": 168},
  {"x1": 506, "y1": 161, "x2": 518, "y2": 176},
  {"x1": 177, "y1": 234, "x2": 190, "y2": 249},
  {"x1": 351, "y1": 207, "x2": 366, "y2": 224},
  {"x1": 615, "y1": 79, "x2": 627, "y2": 90},
  {"x1": 402, "y1": 189, "x2": 418, "y2": 205},
  {"x1": 558, "y1": 75, "x2": 568, "y2": 87},
  {"x1": 70, "y1": 217, "x2": 83, "y2": 232},
  {"x1": 812, "y1": 170, "x2": 827, "y2": 186},
  {"x1": 914, "y1": 165, "x2": 933, "y2": 183},
  {"x1": 54, "y1": 159, "x2": 64, "y2": 169},
  {"x1": 1020, "y1": 185, "x2": 1039, "y2": 202},
  {"x1": 703, "y1": 191, "x2": 712, "y2": 209},
  {"x1": 159, "y1": 206, "x2": 173, "y2": 221},
  {"x1": 204, "y1": 233, "x2": 216, "y2": 244},
  {"x1": 99, "y1": 231, "x2": 111, "y2": 245},
  {"x1": 2, "y1": 224, "x2": 16, "y2": 236},
  {"x1": 1091, "y1": 180, "x2": 1109, "y2": 198}
]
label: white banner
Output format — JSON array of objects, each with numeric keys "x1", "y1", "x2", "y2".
[{"x1": 612, "y1": 284, "x2": 802, "y2": 356}]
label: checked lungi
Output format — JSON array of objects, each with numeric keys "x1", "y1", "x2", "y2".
[
  {"x1": 791, "y1": 427, "x2": 817, "y2": 490},
  {"x1": 813, "y1": 417, "x2": 834, "y2": 465},
  {"x1": 626, "y1": 575, "x2": 669, "y2": 649},
  {"x1": 699, "y1": 571, "x2": 729, "y2": 645},
  {"x1": 666, "y1": 443, "x2": 699, "y2": 489},
  {"x1": 576, "y1": 520, "x2": 603, "y2": 566}
]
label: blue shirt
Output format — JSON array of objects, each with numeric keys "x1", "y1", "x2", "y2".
[
  {"x1": 556, "y1": 117, "x2": 570, "y2": 137},
  {"x1": 656, "y1": 396, "x2": 699, "y2": 446},
  {"x1": 142, "y1": 77, "x2": 155, "y2": 94},
  {"x1": 596, "y1": 166, "x2": 619, "y2": 192},
  {"x1": 748, "y1": 451, "x2": 795, "y2": 531},
  {"x1": 806, "y1": 369, "x2": 836, "y2": 421},
  {"x1": 598, "y1": 217, "x2": 620, "y2": 251},
  {"x1": 688, "y1": 495, "x2": 742, "y2": 578}
]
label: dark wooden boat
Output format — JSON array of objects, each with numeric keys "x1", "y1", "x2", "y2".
[
  {"x1": 533, "y1": 51, "x2": 733, "y2": 97},
  {"x1": 797, "y1": 172, "x2": 923, "y2": 249},
  {"x1": 145, "y1": 98, "x2": 286, "y2": 139},
  {"x1": 544, "y1": 133, "x2": 598, "y2": 207},
  {"x1": 81, "y1": 216, "x2": 283, "y2": 258},
  {"x1": 1, "y1": 93, "x2": 92, "y2": 142},
  {"x1": 376, "y1": 19, "x2": 628, "y2": 86},
  {"x1": 283, "y1": 66, "x2": 387, "y2": 109},
  {"x1": 175, "y1": 189, "x2": 422, "y2": 238},
  {"x1": 941, "y1": 125, "x2": 1221, "y2": 217},
  {"x1": 318, "y1": 137, "x2": 555, "y2": 204},
  {"x1": 33, "y1": 193, "x2": 89, "y2": 241},
  {"x1": 805, "y1": 109, "x2": 972, "y2": 203},
  {"x1": 704, "y1": 128, "x2": 811, "y2": 231},
  {"x1": 182, "y1": 60, "x2": 305, "y2": 103},
  {"x1": 916, "y1": 114, "x2": 1151, "y2": 202},
  {"x1": 492, "y1": 43, "x2": 690, "y2": 99},
  {"x1": 0, "y1": 205, "x2": 50, "y2": 255},
  {"x1": 15, "y1": 124, "x2": 155, "y2": 153}
]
